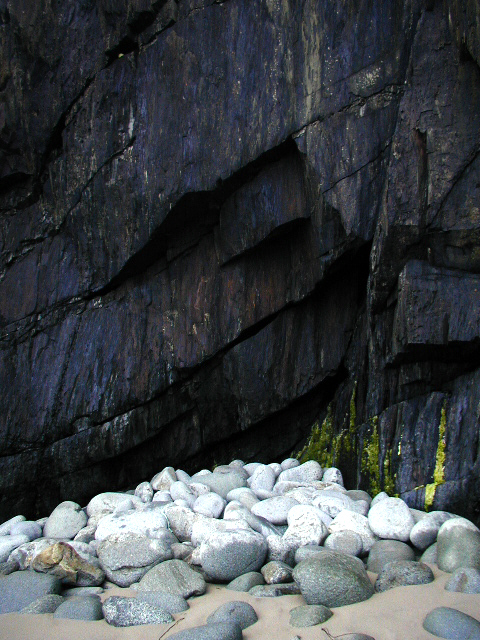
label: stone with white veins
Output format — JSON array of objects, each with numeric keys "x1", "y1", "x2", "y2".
[
  {"x1": 367, "y1": 497, "x2": 415, "y2": 542},
  {"x1": 251, "y1": 496, "x2": 299, "y2": 525},
  {"x1": 44, "y1": 501, "x2": 87, "y2": 540},
  {"x1": 94, "y1": 504, "x2": 168, "y2": 541},
  {"x1": 151, "y1": 467, "x2": 177, "y2": 491},
  {"x1": 277, "y1": 460, "x2": 323, "y2": 484},
  {"x1": 200, "y1": 530, "x2": 268, "y2": 582},
  {"x1": 328, "y1": 510, "x2": 378, "y2": 554},
  {"x1": 283, "y1": 505, "x2": 328, "y2": 551},
  {"x1": 193, "y1": 493, "x2": 226, "y2": 519}
]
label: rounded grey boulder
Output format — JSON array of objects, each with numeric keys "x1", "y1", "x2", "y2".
[
  {"x1": 20, "y1": 594, "x2": 64, "y2": 614},
  {"x1": 437, "y1": 519, "x2": 480, "y2": 572},
  {"x1": 374, "y1": 560, "x2": 434, "y2": 592},
  {"x1": 444, "y1": 567, "x2": 480, "y2": 594},
  {"x1": 367, "y1": 539, "x2": 415, "y2": 574},
  {"x1": 44, "y1": 501, "x2": 87, "y2": 540},
  {"x1": 0, "y1": 571, "x2": 62, "y2": 613},
  {"x1": 136, "y1": 559, "x2": 206, "y2": 597},
  {"x1": 423, "y1": 607, "x2": 480, "y2": 639},
  {"x1": 200, "y1": 530, "x2": 268, "y2": 582},
  {"x1": 289, "y1": 604, "x2": 333, "y2": 627},
  {"x1": 136, "y1": 591, "x2": 189, "y2": 613},
  {"x1": 102, "y1": 596, "x2": 173, "y2": 626},
  {"x1": 207, "y1": 600, "x2": 258, "y2": 630},
  {"x1": 292, "y1": 550, "x2": 374, "y2": 607},
  {"x1": 226, "y1": 572, "x2": 265, "y2": 592},
  {"x1": 53, "y1": 595, "x2": 103, "y2": 620},
  {"x1": 167, "y1": 622, "x2": 243, "y2": 640}
]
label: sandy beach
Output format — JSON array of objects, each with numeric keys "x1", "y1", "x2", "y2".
[{"x1": 0, "y1": 565, "x2": 478, "y2": 640}]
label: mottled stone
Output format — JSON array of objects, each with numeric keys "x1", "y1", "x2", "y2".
[
  {"x1": 136, "y1": 559, "x2": 206, "y2": 598},
  {"x1": 444, "y1": 567, "x2": 480, "y2": 593},
  {"x1": 200, "y1": 530, "x2": 268, "y2": 582},
  {"x1": 289, "y1": 604, "x2": 333, "y2": 627},
  {"x1": 375, "y1": 560, "x2": 434, "y2": 592},
  {"x1": 206, "y1": 600, "x2": 258, "y2": 630},
  {"x1": 53, "y1": 595, "x2": 104, "y2": 620},
  {"x1": 226, "y1": 572, "x2": 265, "y2": 592},
  {"x1": 31, "y1": 542, "x2": 104, "y2": 586},
  {"x1": 423, "y1": 607, "x2": 480, "y2": 639},
  {"x1": 102, "y1": 596, "x2": 173, "y2": 626},
  {"x1": 0, "y1": 572, "x2": 62, "y2": 613}
]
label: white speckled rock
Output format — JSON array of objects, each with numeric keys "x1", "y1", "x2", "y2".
[
  {"x1": 44, "y1": 502, "x2": 87, "y2": 540},
  {"x1": 95, "y1": 505, "x2": 168, "y2": 542},
  {"x1": 190, "y1": 483, "x2": 211, "y2": 497},
  {"x1": 322, "y1": 468, "x2": 344, "y2": 486},
  {"x1": 283, "y1": 505, "x2": 328, "y2": 550},
  {"x1": 191, "y1": 516, "x2": 251, "y2": 547},
  {"x1": 368, "y1": 497, "x2": 415, "y2": 542},
  {"x1": 193, "y1": 493, "x2": 226, "y2": 519},
  {"x1": 312, "y1": 491, "x2": 356, "y2": 518},
  {"x1": 226, "y1": 488, "x2": 259, "y2": 510},
  {"x1": 277, "y1": 461, "x2": 323, "y2": 484},
  {"x1": 324, "y1": 531, "x2": 363, "y2": 557},
  {"x1": 86, "y1": 493, "x2": 143, "y2": 519},
  {"x1": 265, "y1": 534, "x2": 295, "y2": 565},
  {"x1": 162, "y1": 505, "x2": 205, "y2": 542},
  {"x1": 280, "y1": 458, "x2": 300, "y2": 471},
  {"x1": 249, "y1": 465, "x2": 276, "y2": 495},
  {"x1": 328, "y1": 511, "x2": 378, "y2": 554},
  {"x1": 170, "y1": 482, "x2": 197, "y2": 508},
  {"x1": 251, "y1": 496, "x2": 299, "y2": 525},
  {"x1": 200, "y1": 530, "x2": 268, "y2": 582}
]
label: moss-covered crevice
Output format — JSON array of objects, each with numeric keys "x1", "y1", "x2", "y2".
[
  {"x1": 360, "y1": 415, "x2": 398, "y2": 497},
  {"x1": 424, "y1": 398, "x2": 448, "y2": 510}
]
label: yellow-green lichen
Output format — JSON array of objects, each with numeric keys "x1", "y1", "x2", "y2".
[
  {"x1": 362, "y1": 416, "x2": 381, "y2": 496},
  {"x1": 424, "y1": 399, "x2": 447, "y2": 511}
]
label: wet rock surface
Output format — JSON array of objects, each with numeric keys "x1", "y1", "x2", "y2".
[{"x1": 0, "y1": 0, "x2": 479, "y2": 526}]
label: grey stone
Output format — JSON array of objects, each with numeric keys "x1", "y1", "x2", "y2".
[
  {"x1": 226, "y1": 572, "x2": 265, "y2": 592},
  {"x1": 337, "y1": 636, "x2": 376, "y2": 640},
  {"x1": 312, "y1": 490, "x2": 355, "y2": 518},
  {"x1": 44, "y1": 501, "x2": 88, "y2": 540},
  {"x1": 136, "y1": 591, "x2": 189, "y2": 613},
  {"x1": 9, "y1": 521, "x2": 43, "y2": 541},
  {"x1": 289, "y1": 604, "x2": 333, "y2": 627},
  {"x1": 243, "y1": 463, "x2": 263, "y2": 476},
  {"x1": 223, "y1": 501, "x2": 281, "y2": 538},
  {"x1": 195, "y1": 470, "x2": 247, "y2": 499},
  {"x1": 367, "y1": 540, "x2": 415, "y2": 573},
  {"x1": 226, "y1": 488, "x2": 260, "y2": 508},
  {"x1": 134, "y1": 481, "x2": 154, "y2": 503},
  {"x1": 63, "y1": 586, "x2": 104, "y2": 596},
  {"x1": 367, "y1": 497, "x2": 415, "y2": 542},
  {"x1": 370, "y1": 492, "x2": 389, "y2": 507},
  {"x1": 97, "y1": 531, "x2": 173, "y2": 587},
  {"x1": 20, "y1": 594, "x2": 64, "y2": 614},
  {"x1": 278, "y1": 461, "x2": 323, "y2": 484},
  {"x1": 167, "y1": 622, "x2": 243, "y2": 640},
  {"x1": 0, "y1": 534, "x2": 30, "y2": 562},
  {"x1": 74, "y1": 525, "x2": 97, "y2": 544},
  {"x1": 170, "y1": 481, "x2": 197, "y2": 508},
  {"x1": 346, "y1": 490, "x2": 372, "y2": 505},
  {"x1": 53, "y1": 595, "x2": 103, "y2": 620},
  {"x1": 261, "y1": 561, "x2": 293, "y2": 584},
  {"x1": 410, "y1": 511, "x2": 453, "y2": 550},
  {"x1": 324, "y1": 530, "x2": 363, "y2": 557},
  {"x1": 0, "y1": 560, "x2": 19, "y2": 576},
  {"x1": 266, "y1": 534, "x2": 295, "y2": 565},
  {"x1": 445, "y1": 567, "x2": 480, "y2": 593},
  {"x1": 102, "y1": 595, "x2": 173, "y2": 626},
  {"x1": 200, "y1": 529, "x2": 268, "y2": 582},
  {"x1": 280, "y1": 458, "x2": 300, "y2": 471},
  {"x1": 322, "y1": 468, "x2": 344, "y2": 486},
  {"x1": 294, "y1": 545, "x2": 326, "y2": 564},
  {"x1": 292, "y1": 550, "x2": 374, "y2": 607},
  {"x1": 251, "y1": 496, "x2": 299, "y2": 525},
  {"x1": 268, "y1": 462, "x2": 282, "y2": 477},
  {"x1": 193, "y1": 493, "x2": 226, "y2": 518},
  {"x1": 283, "y1": 505, "x2": 328, "y2": 550},
  {"x1": 95, "y1": 503, "x2": 169, "y2": 541},
  {"x1": 153, "y1": 491, "x2": 173, "y2": 503},
  {"x1": 207, "y1": 600, "x2": 258, "y2": 630},
  {"x1": 151, "y1": 467, "x2": 177, "y2": 491},
  {"x1": 191, "y1": 514, "x2": 251, "y2": 546},
  {"x1": 437, "y1": 518, "x2": 480, "y2": 572},
  {"x1": 423, "y1": 607, "x2": 480, "y2": 639},
  {"x1": 0, "y1": 570, "x2": 62, "y2": 613},
  {"x1": 0, "y1": 516, "x2": 26, "y2": 536},
  {"x1": 172, "y1": 542, "x2": 195, "y2": 560},
  {"x1": 137, "y1": 559, "x2": 206, "y2": 597},
  {"x1": 176, "y1": 469, "x2": 192, "y2": 484},
  {"x1": 328, "y1": 511, "x2": 378, "y2": 554},
  {"x1": 249, "y1": 465, "x2": 276, "y2": 494},
  {"x1": 249, "y1": 583, "x2": 301, "y2": 597},
  {"x1": 420, "y1": 542, "x2": 437, "y2": 564},
  {"x1": 86, "y1": 492, "x2": 143, "y2": 519},
  {"x1": 375, "y1": 560, "x2": 434, "y2": 592}
]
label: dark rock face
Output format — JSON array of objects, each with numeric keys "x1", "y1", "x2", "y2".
[{"x1": 1, "y1": 0, "x2": 480, "y2": 521}]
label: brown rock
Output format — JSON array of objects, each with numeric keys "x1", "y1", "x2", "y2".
[{"x1": 31, "y1": 542, "x2": 104, "y2": 587}]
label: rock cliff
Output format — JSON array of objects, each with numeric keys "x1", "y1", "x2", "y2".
[{"x1": 1, "y1": 0, "x2": 479, "y2": 521}]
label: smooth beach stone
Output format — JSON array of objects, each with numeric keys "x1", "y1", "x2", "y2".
[
  {"x1": 193, "y1": 492, "x2": 226, "y2": 518},
  {"x1": 86, "y1": 492, "x2": 143, "y2": 518},
  {"x1": 214, "y1": 465, "x2": 249, "y2": 479},
  {"x1": 294, "y1": 544, "x2": 325, "y2": 564},
  {"x1": 243, "y1": 463, "x2": 263, "y2": 476},
  {"x1": 20, "y1": 594, "x2": 65, "y2": 614},
  {"x1": 200, "y1": 529, "x2": 268, "y2": 582},
  {"x1": 191, "y1": 514, "x2": 251, "y2": 547},
  {"x1": 31, "y1": 541, "x2": 104, "y2": 587},
  {"x1": 285, "y1": 486, "x2": 319, "y2": 506},
  {"x1": 151, "y1": 467, "x2": 177, "y2": 491},
  {"x1": 95, "y1": 504, "x2": 169, "y2": 541},
  {"x1": 170, "y1": 481, "x2": 197, "y2": 508},
  {"x1": 0, "y1": 516, "x2": 26, "y2": 536},
  {"x1": 153, "y1": 491, "x2": 173, "y2": 503},
  {"x1": 281, "y1": 458, "x2": 300, "y2": 471},
  {"x1": 53, "y1": 595, "x2": 104, "y2": 621},
  {"x1": 63, "y1": 586, "x2": 104, "y2": 596},
  {"x1": 176, "y1": 469, "x2": 192, "y2": 484},
  {"x1": 293, "y1": 551, "x2": 374, "y2": 607},
  {"x1": 445, "y1": 567, "x2": 480, "y2": 593},
  {"x1": 266, "y1": 534, "x2": 295, "y2": 565},
  {"x1": 226, "y1": 572, "x2": 265, "y2": 592},
  {"x1": 43, "y1": 501, "x2": 87, "y2": 540},
  {"x1": 226, "y1": 488, "x2": 259, "y2": 509},
  {"x1": 277, "y1": 461, "x2": 323, "y2": 484},
  {"x1": 164, "y1": 504, "x2": 207, "y2": 542},
  {"x1": 338, "y1": 636, "x2": 376, "y2": 640},
  {"x1": 289, "y1": 604, "x2": 333, "y2": 627},
  {"x1": 410, "y1": 511, "x2": 453, "y2": 550},
  {"x1": 102, "y1": 596, "x2": 173, "y2": 626},
  {"x1": 420, "y1": 542, "x2": 438, "y2": 564},
  {"x1": 10, "y1": 521, "x2": 43, "y2": 541},
  {"x1": 249, "y1": 465, "x2": 276, "y2": 494},
  {"x1": 268, "y1": 462, "x2": 282, "y2": 477},
  {"x1": 261, "y1": 561, "x2": 293, "y2": 584},
  {"x1": 328, "y1": 510, "x2": 378, "y2": 554},
  {"x1": 374, "y1": 560, "x2": 434, "y2": 592},
  {"x1": 284, "y1": 505, "x2": 329, "y2": 551},
  {"x1": 0, "y1": 534, "x2": 30, "y2": 562},
  {"x1": 0, "y1": 571, "x2": 62, "y2": 613},
  {"x1": 207, "y1": 600, "x2": 258, "y2": 630},
  {"x1": 249, "y1": 582, "x2": 301, "y2": 597},
  {"x1": 134, "y1": 481, "x2": 154, "y2": 503},
  {"x1": 251, "y1": 496, "x2": 299, "y2": 525},
  {"x1": 423, "y1": 607, "x2": 480, "y2": 639},
  {"x1": 324, "y1": 530, "x2": 363, "y2": 557},
  {"x1": 370, "y1": 492, "x2": 389, "y2": 507},
  {"x1": 224, "y1": 502, "x2": 281, "y2": 538},
  {"x1": 367, "y1": 540, "x2": 415, "y2": 574},
  {"x1": 367, "y1": 497, "x2": 415, "y2": 542},
  {"x1": 347, "y1": 490, "x2": 372, "y2": 505},
  {"x1": 172, "y1": 542, "x2": 195, "y2": 560},
  {"x1": 410, "y1": 508, "x2": 429, "y2": 523},
  {"x1": 74, "y1": 525, "x2": 97, "y2": 544},
  {"x1": 229, "y1": 460, "x2": 245, "y2": 468},
  {"x1": 322, "y1": 468, "x2": 344, "y2": 486},
  {"x1": 0, "y1": 560, "x2": 19, "y2": 575},
  {"x1": 97, "y1": 531, "x2": 173, "y2": 587},
  {"x1": 196, "y1": 470, "x2": 247, "y2": 498},
  {"x1": 136, "y1": 559, "x2": 206, "y2": 597},
  {"x1": 437, "y1": 518, "x2": 480, "y2": 572},
  {"x1": 167, "y1": 622, "x2": 243, "y2": 640},
  {"x1": 136, "y1": 591, "x2": 189, "y2": 614}
]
